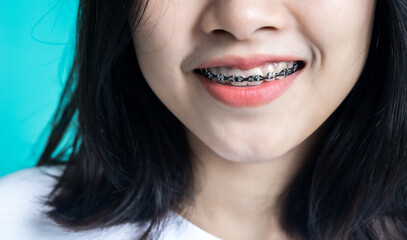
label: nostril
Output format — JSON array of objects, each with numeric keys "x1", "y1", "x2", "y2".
[
  {"x1": 212, "y1": 29, "x2": 227, "y2": 34},
  {"x1": 211, "y1": 29, "x2": 234, "y2": 38},
  {"x1": 258, "y1": 26, "x2": 278, "y2": 32}
]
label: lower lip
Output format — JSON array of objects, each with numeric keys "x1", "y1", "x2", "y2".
[{"x1": 197, "y1": 71, "x2": 300, "y2": 108}]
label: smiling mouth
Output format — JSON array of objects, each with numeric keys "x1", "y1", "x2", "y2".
[{"x1": 195, "y1": 61, "x2": 305, "y2": 86}]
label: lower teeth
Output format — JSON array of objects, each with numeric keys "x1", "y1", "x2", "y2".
[{"x1": 221, "y1": 80, "x2": 264, "y2": 86}]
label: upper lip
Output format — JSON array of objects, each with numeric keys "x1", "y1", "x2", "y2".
[{"x1": 195, "y1": 55, "x2": 305, "y2": 70}]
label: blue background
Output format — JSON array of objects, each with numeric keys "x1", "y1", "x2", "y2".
[{"x1": 0, "y1": 0, "x2": 77, "y2": 176}]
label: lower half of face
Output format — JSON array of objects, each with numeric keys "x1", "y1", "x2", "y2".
[{"x1": 133, "y1": 0, "x2": 376, "y2": 163}]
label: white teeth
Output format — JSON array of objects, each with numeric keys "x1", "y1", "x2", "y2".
[
  {"x1": 247, "y1": 80, "x2": 263, "y2": 86},
  {"x1": 276, "y1": 62, "x2": 288, "y2": 72},
  {"x1": 207, "y1": 61, "x2": 293, "y2": 79},
  {"x1": 264, "y1": 64, "x2": 276, "y2": 82},
  {"x1": 230, "y1": 81, "x2": 248, "y2": 86},
  {"x1": 210, "y1": 67, "x2": 220, "y2": 75},
  {"x1": 218, "y1": 67, "x2": 228, "y2": 76},
  {"x1": 229, "y1": 68, "x2": 245, "y2": 78},
  {"x1": 266, "y1": 63, "x2": 276, "y2": 75},
  {"x1": 246, "y1": 67, "x2": 262, "y2": 77},
  {"x1": 276, "y1": 62, "x2": 288, "y2": 80},
  {"x1": 265, "y1": 73, "x2": 275, "y2": 82}
]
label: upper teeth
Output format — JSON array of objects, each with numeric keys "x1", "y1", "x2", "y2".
[
  {"x1": 199, "y1": 61, "x2": 299, "y2": 85},
  {"x1": 209, "y1": 62, "x2": 289, "y2": 78}
]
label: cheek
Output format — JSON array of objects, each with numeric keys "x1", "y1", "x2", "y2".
[
  {"x1": 133, "y1": 6, "x2": 201, "y2": 120},
  {"x1": 293, "y1": 0, "x2": 375, "y2": 102},
  {"x1": 293, "y1": 0, "x2": 375, "y2": 55},
  {"x1": 132, "y1": 0, "x2": 192, "y2": 93},
  {"x1": 134, "y1": 41, "x2": 195, "y2": 124},
  {"x1": 133, "y1": 0, "x2": 178, "y2": 54}
]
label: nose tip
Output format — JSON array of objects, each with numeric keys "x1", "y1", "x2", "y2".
[{"x1": 200, "y1": 0, "x2": 287, "y2": 41}]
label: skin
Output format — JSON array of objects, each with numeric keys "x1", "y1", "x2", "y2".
[{"x1": 132, "y1": 0, "x2": 376, "y2": 239}]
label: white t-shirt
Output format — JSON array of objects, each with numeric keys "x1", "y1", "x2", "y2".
[{"x1": 0, "y1": 167, "x2": 221, "y2": 240}]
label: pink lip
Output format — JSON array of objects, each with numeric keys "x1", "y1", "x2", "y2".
[
  {"x1": 197, "y1": 70, "x2": 301, "y2": 108},
  {"x1": 196, "y1": 55, "x2": 304, "y2": 70}
]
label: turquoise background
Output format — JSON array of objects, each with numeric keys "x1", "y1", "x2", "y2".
[{"x1": 0, "y1": 0, "x2": 78, "y2": 176}]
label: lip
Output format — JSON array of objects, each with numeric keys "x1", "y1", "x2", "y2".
[
  {"x1": 197, "y1": 69, "x2": 301, "y2": 108},
  {"x1": 196, "y1": 54, "x2": 305, "y2": 70}
]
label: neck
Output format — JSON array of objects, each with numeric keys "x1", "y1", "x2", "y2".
[{"x1": 181, "y1": 126, "x2": 325, "y2": 240}]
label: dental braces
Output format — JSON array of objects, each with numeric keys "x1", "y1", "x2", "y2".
[{"x1": 199, "y1": 61, "x2": 299, "y2": 83}]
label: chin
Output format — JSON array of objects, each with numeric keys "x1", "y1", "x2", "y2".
[{"x1": 211, "y1": 141, "x2": 287, "y2": 164}]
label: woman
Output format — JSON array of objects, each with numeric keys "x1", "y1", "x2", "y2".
[{"x1": 1, "y1": 0, "x2": 407, "y2": 239}]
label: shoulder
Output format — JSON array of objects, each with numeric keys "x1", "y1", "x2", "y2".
[
  {"x1": 0, "y1": 166, "x2": 147, "y2": 240},
  {"x1": 0, "y1": 167, "x2": 64, "y2": 239},
  {"x1": 0, "y1": 166, "x2": 63, "y2": 219},
  {"x1": 0, "y1": 167, "x2": 220, "y2": 240},
  {"x1": 0, "y1": 166, "x2": 63, "y2": 196},
  {"x1": 0, "y1": 166, "x2": 63, "y2": 208}
]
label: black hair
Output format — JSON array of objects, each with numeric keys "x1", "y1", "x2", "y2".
[{"x1": 37, "y1": 0, "x2": 407, "y2": 239}]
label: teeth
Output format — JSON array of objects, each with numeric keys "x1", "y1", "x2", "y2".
[
  {"x1": 207, "y1": 61, "x2": 293, "y2": 79},
  {"x1": 276, "y1": 62, "x2": 288, "y2": 72},
  {"x1": 266, "y1": 64, "x2": 276, "y2": 76},
  {"x1": 246, "y1": 67, "x2": 262, "y2": 77},
  {"x1": 229, "y1": 68, "x2": 245, "y2": 78},
  {"x1": 247, "y1": 80, "x2": 263, "y2": 86},
  {"x1": 218, "y1": 67, "x2": 228, "y2": 76},
  {"x1": 231, "y1": 81, "x2": 248, "y2": 86},
  {"x1": 265, "y1": 72, "x2": 276, "y2": 82},
  {"x1": 201, "y1": 61, "x2": 300, "y2": 85},
  {"x1": 275, "y1": 62, "x2": 288, "y2": 80},
  {"x1": 265, "y1": 64, "x2": 276, "y2": 82},
  {"x1": 210, "y1": 67, "x2": 220, "y2": 75}
]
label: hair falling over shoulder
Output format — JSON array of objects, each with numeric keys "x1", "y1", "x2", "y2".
[{"x1": 37, "y1": 0, "x2": 407, "y2": 239}]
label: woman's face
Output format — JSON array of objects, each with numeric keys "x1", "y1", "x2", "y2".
[{"x1": 133, "y1": 0, "x2": 376, "y2": 163}]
